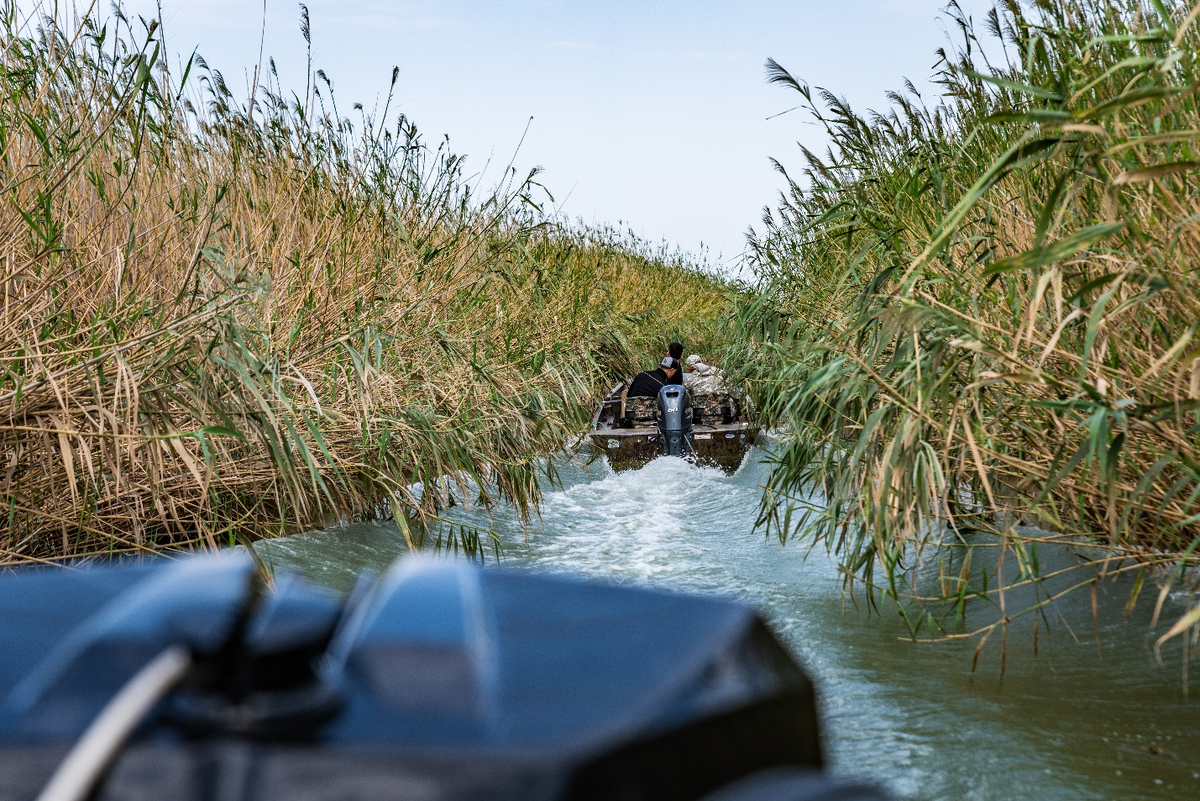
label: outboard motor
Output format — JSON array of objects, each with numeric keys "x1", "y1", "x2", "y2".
[
  {"x1": 0, "y1": 557, "x2": 894, "y2": 801},
  {"x1": 656, "y1": 383, "x2": 693, "y2": 457}
]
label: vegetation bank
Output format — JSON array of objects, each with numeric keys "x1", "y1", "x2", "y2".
[
  {"x1": 0, "y1": 6, "x2": 729, "y2": 565},
  {"x1": 733, "y1": 0, "x2": 1200, "y2": 657}
]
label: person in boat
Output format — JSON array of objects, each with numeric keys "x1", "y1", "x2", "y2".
[
  {"x1": 684, "y1": 354, "x2": 740, "y2": 424},
  {"x1": 628, "y1": 357, "x2": 679, "y2": 397},
  {"x1": 683, "y1": 354, "x2": 726, "y2": 395},
  {"x1": 666, "y1": 342, "x2": 685, "y2": 385}
]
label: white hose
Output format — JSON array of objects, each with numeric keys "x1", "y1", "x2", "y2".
[{"x1": 36, "y1": 645, "x2": 192, "y2": 801}]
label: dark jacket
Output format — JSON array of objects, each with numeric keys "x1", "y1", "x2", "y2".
[
  {"x1": 628, "y1": 368, "x2": 671, "y2": 398},
  {"x1": 666, "y1": 366, "x2": 683, "y2": 385}
]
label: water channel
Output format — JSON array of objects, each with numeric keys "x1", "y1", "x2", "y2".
[{"x1": 257, "y1": 447, "x2": 1200, "y2": 800}]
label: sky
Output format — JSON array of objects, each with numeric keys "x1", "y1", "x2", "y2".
[{"x1": 25, "y1": 0, "x2": 994, "y2": 267}]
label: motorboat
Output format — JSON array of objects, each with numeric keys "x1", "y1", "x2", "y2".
[{"x1": 588, "y1": 381, "x2": 759, "y2": 473}]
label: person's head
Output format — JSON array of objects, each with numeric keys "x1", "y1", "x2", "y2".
[
  {"x1": 659, "y1": 356, "x2": 678, "y2": 376},
  {"x1": 668, "y1": 342, "x2": 683, "y2": 360},
  {"x1": 686, "y1": 354, "x2": 702, "y2": 371}
]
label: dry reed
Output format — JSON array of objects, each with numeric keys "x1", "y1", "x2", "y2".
[{"x1": 0, "y1": 4, "x2": 729, "y2": 564}]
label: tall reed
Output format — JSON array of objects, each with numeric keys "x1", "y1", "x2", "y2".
[
  {"x1": 0, "y1": 4, "x2": 729, "y2": 564},
  {"x1": 735, "y1": 0, "x2": 1200, "y2": 659}
]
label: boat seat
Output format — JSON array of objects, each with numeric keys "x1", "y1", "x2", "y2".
[
  {"x1": 692, "y1": 391, "x2": 739, "y2": 424},
  {"x1": 623, "y1": 396, "x2": 658, "y2": 425}
]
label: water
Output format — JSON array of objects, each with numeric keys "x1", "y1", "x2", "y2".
[{"x1": 258, "y1": 448, "x2": 1200, "y2": 800}]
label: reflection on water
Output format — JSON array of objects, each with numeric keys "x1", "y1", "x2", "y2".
[{"x1": 257, "y1": 448, "x2": 1200, "y2": 801}]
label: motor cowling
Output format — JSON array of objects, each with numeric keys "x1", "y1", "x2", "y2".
[
  {"x1": 0, "y1": 557, "x2": 895, "y2": 801},
  {"x1": 656, "y1": 384, "x2": 693, "y2": 457}
]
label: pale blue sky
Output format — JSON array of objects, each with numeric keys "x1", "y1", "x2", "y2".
[{"x1": 28, "y1": 1, "x2": 993, "y2": 265}]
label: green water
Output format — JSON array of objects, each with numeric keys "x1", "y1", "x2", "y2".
[{"x1": 257, "y1": 448, "x2": 1200, "y2": 800}]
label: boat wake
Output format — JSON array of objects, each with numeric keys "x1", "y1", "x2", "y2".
[{"x1": 514, "y1": 454, "x2": 755, "y2": 583}]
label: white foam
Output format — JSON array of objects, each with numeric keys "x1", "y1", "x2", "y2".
[{"x1": 511, "y1": 455, "x2": 763, "y2": 584}]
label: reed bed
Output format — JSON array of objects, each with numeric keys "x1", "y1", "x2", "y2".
[
  {"x1": 735, "y1": 0, "x2": 1200, "y2": 657},
  {"x1": 0, "y1": 5, "x2": 729, "y2": 564}
]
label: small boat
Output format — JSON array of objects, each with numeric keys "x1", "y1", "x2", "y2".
[{"x1": 588, "y1": 381, "x2": 759, "y2": 474}]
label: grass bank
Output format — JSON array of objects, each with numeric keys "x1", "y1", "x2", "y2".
[
  {"x1": 0, "y1": 6, "x2": 730, "y2": 564},
  {"x1": 734, "y1": 0, "x2": 1200, "y2": 657}
]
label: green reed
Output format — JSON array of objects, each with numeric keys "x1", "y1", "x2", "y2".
[{"x1": 734, "y1": 0, "x2": 1200, "y2": 663}]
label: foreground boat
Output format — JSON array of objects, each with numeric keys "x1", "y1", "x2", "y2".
[
  {"x1": 0, "y1": 556, "x2": 889, "y2": 801},
  {"x1": 589, "y1": 381, "x2": 759, "y2": 473}
]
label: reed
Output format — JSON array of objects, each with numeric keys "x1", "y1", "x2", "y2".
[
  {"x1": 735, "y1": 0, "x2": 1200, "y2": 656},
  {"x1": 0, "y1": 4, "x2": 729, "y2": 564}
]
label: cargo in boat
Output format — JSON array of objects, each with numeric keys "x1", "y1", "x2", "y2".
[{"x1": 588, "y1": 381, "x2": 759, "y2": 474}]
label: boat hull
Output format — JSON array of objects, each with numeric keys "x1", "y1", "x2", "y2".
[{"x1": 588, "y1": 423, "x2": 759, "y2": 474}]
